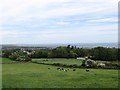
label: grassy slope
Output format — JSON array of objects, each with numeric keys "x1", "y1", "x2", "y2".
[
  {"x1": 32, "y1": 58, "x2": 119, "y2": 66},
  {"x1": 32, "y1": 58, "x2": 83, "y2": 65},
  {"x1": 2, "y1": 58, "x2": 118, "y2": 88},
  {"x1": 2, "y1": 58, "x2": 16, "y2": 63}
]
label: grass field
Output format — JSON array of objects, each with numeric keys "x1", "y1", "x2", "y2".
[
  {"x1": 32, "y1": 58, "x2": 83, "y2": 65},
  {"x1": 2, "y1": 58, "x2": 16, "y2": 63},
  {"x1": 2, "y1": 58, "x2": 119, "y2": 88}
]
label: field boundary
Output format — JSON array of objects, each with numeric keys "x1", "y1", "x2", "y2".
[
  {"x1": 0, "y1": 62, "x2": 29, "y2": 64},
  {"x1": 32, "y1": 61, "x2": 120, "y2": 70}
]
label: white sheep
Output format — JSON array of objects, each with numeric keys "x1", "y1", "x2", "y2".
[{"x1": 64, "y1": 70, "x2": 67, "y2": 72}]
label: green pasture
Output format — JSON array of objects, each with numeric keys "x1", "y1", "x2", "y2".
[
  {"x1": 32, "y1": 58, "x2": 83, "y2": 65},
  {"x1": 2, "y1": 58, "x2": 119, "y2": 88},
  {"x1": 2, "y1": 58, "x2": 16, "y2": 63}
]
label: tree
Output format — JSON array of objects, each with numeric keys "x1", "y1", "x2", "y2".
[
  {"x1": 16, "y1": 56, "x2": 31, "y2": 61},
  {"x1": 49, "y1": 47, "x2": 68, "y2": 58},
  {"x1": 81, "y1": 60, "x2": 86, "y2": 66},
  {"x1": 91, "y1": 47, "x2": 118, "y2": 61},
  {"x1": 2, "y1": 50, "x2": 12, "y2": 58},
  {"x1": 67, "y1": 45, "x2": 71, "y2": 48},
  {"x1": 68, "y1": 51, "x2": 77, "y2": 58},
  {"x1": 9, "y1": 52, "x2": 20, "y2": 60}
]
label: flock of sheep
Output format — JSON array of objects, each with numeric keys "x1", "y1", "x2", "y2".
[
  {"x1": 46, "y1": 57, "x2": 106, "y2": 72},
  {"x1": 48, "y1": 67, "x2": 90, "y2": 72},
  {"x1": 57, "y1": 67, "x2": 76, "y2": 72}
]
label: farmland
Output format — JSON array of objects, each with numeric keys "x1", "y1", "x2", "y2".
[
  {"x1": 2, "y1": 58, "x2": 119, "y2": 88},
  {"x1": 32, "y1": 58, "x2": 83, "y2": 65},
  {"x1": 2, "y1": 58, "x2": 16, "y2": 63}
]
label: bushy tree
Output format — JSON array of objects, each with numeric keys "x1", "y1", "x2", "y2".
[
  {"x1": 9, "y1": 52, "x2": 20, "y2": 60},
  {"x1": 68, "y1": 51, "x2": 77, "y2": 58},
  {"x1": 91, "y1": 47, "x2": 118, "y2": 61},
  {"x1": 16, "y1": 56, "x2": 31, "y2": 61},
  {"x1": 49, "y1": 47, "x2": 68, "y2": 58},
  {"x1": 86, "y1": 59, "x2": 97, "y2": 67},
  {"x1": 8, "y1": 50, "x2": 31, "y2": 62},
  {"x1": 2, "y1": 50, "x2": 12, "y2": 58},
  {"x1": 81, "y1": 60, "x2": 86, "y2": 66},
  {"x1": 3, "y1": 46, "x2": 118, "y2": 61},
  {"x1": 31, "y1": 50, "x2": 48, "y2": 58}
]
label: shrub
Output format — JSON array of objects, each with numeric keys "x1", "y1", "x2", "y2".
[
  {"x1": 52, "y1": 63, "x2": 60, "y2": 66},
  {"x1": 59, "y1": 64, "x2": 67, "y2": 67},
  {"x1": 69, "y1": 65, "x2": 74, "y2": 68},
  {"x1": 97, "y1": 63, "x2": 106, "y2": 68},
  {"x1": 9, "y1": 53, "x2": 20, "y2": 60},
  {"x1": 86, "y1": 59, "x2": 97, "y2": 67},
  {"x1": 81, "y1": 60, "x2": 86, "y2": 66},
  {"x1": 16, "y1": 56, "x2": 31, "y2": 62},
  {"x1": 72, "y1": 64, "x2": 78, "y2": 68}
]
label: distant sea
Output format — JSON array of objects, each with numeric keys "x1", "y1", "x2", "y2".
[{"x1": 14, "y1": 42, "x2": 118, "y2": 48}]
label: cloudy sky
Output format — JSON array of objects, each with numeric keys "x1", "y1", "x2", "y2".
[{"x1": 0, "y1": 0, "x2": 118, "y2": 44}]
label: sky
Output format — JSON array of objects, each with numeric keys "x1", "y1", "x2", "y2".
[{"x1": 0, "y1": 0, "x2": 119, "y2": 44}]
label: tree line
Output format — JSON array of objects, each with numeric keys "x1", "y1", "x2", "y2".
[{"x1": 2, "y1": 45, "x2": 119, "y2": 61}]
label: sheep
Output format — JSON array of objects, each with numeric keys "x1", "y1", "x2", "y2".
[
  {"x1": 61, "y1": 68, "x2": 64, "y2": 70},
  {"x1": 86, "y1": 69, "x2": 89, "y2": 72},
  {"x1": 64, "y1": 69, "x2": 67, "y2": 72},
  {"x1": 57, "y1": 68, "x2": 69, "y2": 72},
  {"x1": 58, "y1": 68, "x2": 68, "y2": 72},
  {"x1": 59, "y1": 68, "x2": 62, "y2": 71},
  {"x1": 57, "y1": 67, "x2": 60, "y2": 70},
  {"x1": 73, "y1": 69, "x2": 76, "y2": 71}
]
